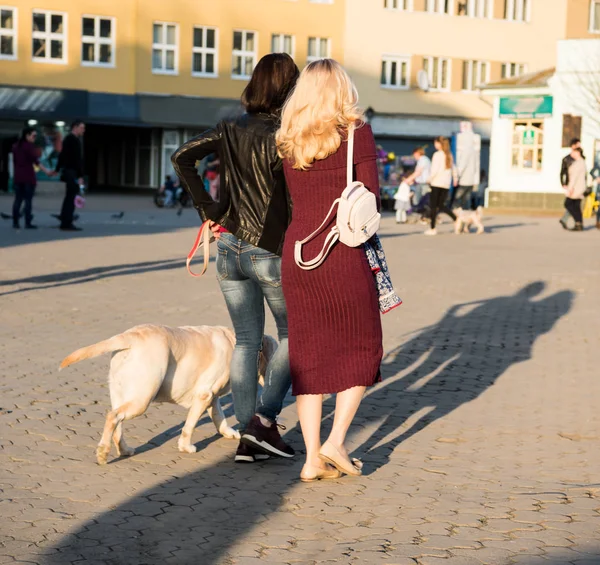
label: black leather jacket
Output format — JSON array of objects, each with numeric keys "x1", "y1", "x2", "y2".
[{"x1": 171, "y1": 113, "x2": 290, "y2": 255}]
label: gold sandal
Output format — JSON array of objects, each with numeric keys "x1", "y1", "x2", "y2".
[
  {"x1": 300, "y1": 464, "x2": 343, "y2": 483},
  {"x1": 318, "y1": 442, "x2": 363, "y2": 476}
]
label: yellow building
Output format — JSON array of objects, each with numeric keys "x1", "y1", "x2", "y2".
[
  {"x1": 345, "y1": 0, "x2": 600, "y2": 164},
  {"x1": 0, "y1": 0, "x2": 344, "y2": 190}
]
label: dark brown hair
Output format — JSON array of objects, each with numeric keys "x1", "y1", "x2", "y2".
[
  {"x1": 413, "y1": 146, "x2": 425, "y2": 157},
  {"x1": 434, "y1": 136, "x2": 453, "y2": 169},
  {"x1": 241, "y1": 53, "x2": 300, "y2": 115}
]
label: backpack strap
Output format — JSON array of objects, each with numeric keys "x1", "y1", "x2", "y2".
[
  {"x1": 294, "y1": 198, "x2": 341, "y2": 270},
  {"x1": 186, "y1": 221, "x2": 214, "y2": 277},
  {"x1": 347, "y1": 124, "x2": 355, "y2": 187}
]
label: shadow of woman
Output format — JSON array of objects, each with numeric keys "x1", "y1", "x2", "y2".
[
  {"x1": 355, "y1": 281, "x2": 574, "y2": 472},
  {"x1": 41, "y1": 282, "x2": 573, "y2": 565}
]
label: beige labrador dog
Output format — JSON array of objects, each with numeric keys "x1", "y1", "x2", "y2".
[
  {"x1": 454, "y1": 206, "x2": 485, "y2": 235},
  {"x1": 60, "y1": 324, "x2": 277, "y2": 465}
]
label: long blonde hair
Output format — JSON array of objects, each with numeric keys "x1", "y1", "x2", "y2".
[
  {"x1": 276, "y1": 59, "x2": 363, "y2": 170},
  {"x1": 434, "y1": 136, "x2": 453, "y2": 169}
]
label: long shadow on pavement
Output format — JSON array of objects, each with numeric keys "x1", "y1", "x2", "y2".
[{"x1": 41, "y1": 282, "x2": 574, "y2": 565}]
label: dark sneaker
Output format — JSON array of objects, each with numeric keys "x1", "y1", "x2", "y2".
[
  {"x1": 571, "y1": 223, "x2": 584, "y2": 232},
  {"x1": 25, "y1": 224, "x2": 38, "y2": 230},
  {"x1": 12, "y1": 223, "x2": 19, "y2": 229},
  {"x1": 559, "y1": 219, "x2": 568, "y2": 230},
  {"x1": 60, "y1": 224, "x2": 82, "y2": 231},
  {"x1": 234, "y1": 441, "x2": 270, "y2": 463},
  {"x1": 241, "y1": 415, "x2": 295, "y2": 458}
]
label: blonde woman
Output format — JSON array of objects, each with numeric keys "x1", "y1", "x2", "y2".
[
  {"x1": 425, "y1": 136, "x2": 457, "y2": 236},
  {"x1": 277, "y1": 59, "x2": 383, "y2": 482}
]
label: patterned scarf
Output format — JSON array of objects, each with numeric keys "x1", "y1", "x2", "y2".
[{"x1": 364, "y1": 234, "x2": 402, "y2": 314}]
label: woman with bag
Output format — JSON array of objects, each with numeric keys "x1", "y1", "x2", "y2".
[
  {"x1": 11, "y1": 126, "x2": 55, "y2": 229},
  {"x1": 425, "y1": 136, "x2": 457, "y2": 236},
  {"x1": 276, "y1": 59, "x2": 384, "y2": 481},
  {"x1": 171, "y1": 54, "x2": 299, "y2": 463}
]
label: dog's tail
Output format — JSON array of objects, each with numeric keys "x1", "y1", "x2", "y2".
[{"x1": 59, "y1": 334, "x2": 130, "y2": 370}]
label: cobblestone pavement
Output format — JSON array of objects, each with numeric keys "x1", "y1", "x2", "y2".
[{"x1": 1, "y1": 195, "x2": 599, "y2": 565}]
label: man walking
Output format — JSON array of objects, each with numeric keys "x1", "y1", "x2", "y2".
[
  {"x1": 559, "y1": 138, "x2": 582, "y2": 230},
  {"x1": 55, "y1": 120, "x2": 85, "y2": 231}
]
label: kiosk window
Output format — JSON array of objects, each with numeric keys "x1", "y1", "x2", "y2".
[{"x1": 511, "y1": 120, "x2": 543, "y2": 171}]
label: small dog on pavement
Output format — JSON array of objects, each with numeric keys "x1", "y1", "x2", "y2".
[
  {"x1": 454, "y1": 206, "x2": 485, "y2": 234},
  {"x1": 59, "y1": 324, "x2": 277, "y2": 465}
]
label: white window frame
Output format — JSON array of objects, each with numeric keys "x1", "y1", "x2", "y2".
[
  {"x1": 152, "y1": 21, "x2": 179, "y2": 75},
  {"x1": 81, "y1": 15, "x2": 115, "y2": 68},
  {"x1": 32, "y1": 9, "x2": 67, "y2": 64},
  {"x1": 501, "y1": 62, "x2": 526, "y2": 79},
  {"x1": 511, "y1": 120, "x2": 544, "y2": 172},
  {"x1": 0, "y1": 6, "x2": 17, "y2": 60},
  {"x1": 271, "y1": 33, "x2": 295, "y2": 57},
  {"x1": 464, "y1": 0, "x2": 492, "y2": 18},
  {"x1": 462, "y1": 60, "x2": 490, "y2": 91},
  {"x1": 590, "y1": 0, "x2": 600, "y2": 33},
  {"x1": 381, "y1": 55, "x2": 411, "y2": 90},
  {"x1": 423, "y1": 56, "x2": 451, "y2": 91},
  {"x1": 426, "y1": 0, "x2": 454, "y2": 14},
  {"x1": 307, "y1": 36, "x2": 331, "y2": 64},
  {"x1": 384, "y1": 0, "x2": 413, "y2": 10},
  {"x1": 504, "y1": 0, "x2": 530, "y2": 22},
  {"x1": 231, "y1": 29, "x2": 257, "y2": 80},
  {"x1": 192, "y1": 25, "x2": 218, "y2": 78}
]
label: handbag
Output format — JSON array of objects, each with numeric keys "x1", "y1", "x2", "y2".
[
  {"x1": 186, "y1": 221, "x2": 215, "y2": 277},
  {"x1": 294, "y1": 125, "x2": 381, "y2": 271}
]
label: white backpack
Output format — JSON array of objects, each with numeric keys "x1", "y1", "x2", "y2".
[{"x1": 294, "y1": 126, "x2": 381, "y2": 271}]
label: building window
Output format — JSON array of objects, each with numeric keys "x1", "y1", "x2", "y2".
[
  {"x1": 590, "y1": 0, "x2": 600, "y2": 32},
  {"x1": 381, "y1": 56, "x2": 410, "y2": 89},
  {"x1": 271, "y1": 33, "x2": 294, "y2": 56},
  {"x1": 423, "y1": 56, "x2": 451, "y2": 91},
  {"x1": 152, "y1": 22, "x2": 178, "y2": 74},
  {"x1": 426, "y1": 0, "x2": 454, "y2": 14},
  {"x1": 0, "y1": 6, "x2": 16, "y2": 60},
  {"x1": 81, "y1": 16, "x2": 114, "y2": 67},
  {"x1": 192, "y1": 26, "x2": 218, "y2": 77},
  {"x1": 459, "y1": 0, "x2": 492, "y2": 17},
  {"x1": 384, "y1": 0, "x2": 412, "y2": 9},
  {"x1": 232, "y1": 30, "x2": 257, "y2": 79},
  {"x1": 307, "y1": 37, "x2": 330, "y2": 63},
  {"x1": 504, "y1": 0, "x2": 530, "y2": 22},
  {"x1": 32, "y1": 10, "x2": 67, "y2": 63},
  {"x1": 501, "y1": 62, "x2": 526, "y2": 78},
  {"x1": 462, "y1": 60, "x2": 489, "y2": 90},
  {"x1": 512, "y1": 120, "x2": 543, "y2": 171}
]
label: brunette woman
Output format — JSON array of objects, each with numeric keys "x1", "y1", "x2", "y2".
[
  {"x1": 425, "y1": 136, "x2": 457, "y2": 236},
  {"x1": 12, "y1": 127, "x2": 54, "y2": 229},
  {"x1": 172, "y1": 54, "x2": 299, "y2": 463}
]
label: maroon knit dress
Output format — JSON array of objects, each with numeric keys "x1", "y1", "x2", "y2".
[{"x1": 282, "y1": 124, "x2": 383, "y2": 396}]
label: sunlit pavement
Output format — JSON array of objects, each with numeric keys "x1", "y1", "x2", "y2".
[{"x1": 1, "y1": 194, "x2": 599, "y2": 565}]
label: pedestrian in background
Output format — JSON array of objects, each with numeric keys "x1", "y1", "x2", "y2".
[
  {"x1": 425, "y1": 136, "x2": 457, "y2": 236},
  {"x1": 55, "y1": 120, "x2": 85, "y2": 231},
  {"x1": 172, "y1": 53, "x2": 299, "y2": 464},
  {"x1": 562, "y1": 147, "x2": 587, "y2": 232},
  {"x1": 559, "y1": 138, "x2": 583, "y2": 230},
  {"x1": 277, "y1": 59, "x2": 383, "y2": 482},
  {"x1": 405, "y1": 147, "x2": 431, "y2": 210},
  {"x1": 12, "y1": 126, "x2": 55, "y2": 230}
]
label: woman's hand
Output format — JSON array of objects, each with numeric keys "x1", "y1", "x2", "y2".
[{"x1": 207, "y1": 220, "x2": 223, "y2": 239}]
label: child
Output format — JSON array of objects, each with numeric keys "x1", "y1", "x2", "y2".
[{"x1": 394, "y1": 178, "x2": 412, "y2": 223}]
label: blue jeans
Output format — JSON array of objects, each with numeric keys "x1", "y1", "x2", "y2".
[
  {"x1": 12, "y1": 183, "x2": 35, "y2": 226},
  {"x1": 216, "y1": 233, "x2": 290, "y2": 430}
]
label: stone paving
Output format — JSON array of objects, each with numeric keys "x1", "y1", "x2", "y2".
[{"x1": 1, "y1": 194, "x2": 599, "y2": 565}]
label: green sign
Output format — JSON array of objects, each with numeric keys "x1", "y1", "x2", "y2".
[
  {"x1": 499, "y1": 95, "x2": 553, "y2": 119},
  {"x1": 522, "y1": 129, "x2": 535, "y2": 145}
]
